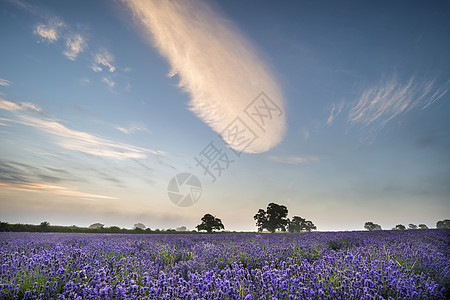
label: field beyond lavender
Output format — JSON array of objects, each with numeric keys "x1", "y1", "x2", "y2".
[{"x1": 1, "y1": 230, "x2": 449, "y2": 299}]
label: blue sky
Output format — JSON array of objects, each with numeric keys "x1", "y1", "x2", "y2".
[{"x1": 0, "y1": 0, "x2": 449, "y2": 231}]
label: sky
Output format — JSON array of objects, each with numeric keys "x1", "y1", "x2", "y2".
[{"x1": 0, "y1": 0, "x2": 449, "y2": 232}]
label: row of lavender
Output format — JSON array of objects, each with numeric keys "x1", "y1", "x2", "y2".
[{"x1": 1, "y1": 230, "x2": 449, "y2": 299}]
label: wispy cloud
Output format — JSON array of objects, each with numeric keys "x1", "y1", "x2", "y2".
[
  {"x1": 91, "y1": 49, "x2": 116, "y2": 72},
  {"x1": 326, "y1": 102, "x2": 344, "y2": 125},
  {"x1": 0, "y1": 99, "x2": 42, "y2": 113},
  {"x1": 124, "y1": 0, "x2": 285, "y2": 153},
  {"x1": 0, "y1": 159, "x2": 116, "y2": 200},
  {"x1": 33, "y1": 21, "x2": 64, "y2": 43},
  {"x1": 348, "y1": 76, "x2": 449, "y2": 127},
  {"x1": 80, "y1": 78, "x2": 90, "y2": 86},
  {"x1": 0, "y1": 99, "x2": 163, "y2": 160},
  {"x1": 63, "y1": 34, "x2": 86, "y2": 61},
  {"x1": 0, "y1": 78, "x2": 13, "y2": 87},
  {"x1": 0, "y1": 182, "x2": 118, "y2": 200},
  {"x1": 115, "y1": 123, "x2": 151, "y2": 134},
  {"x1": 268, "y1": 155, "x2": 319, "y2": 165},
  {"x1": 101, "y1": 77, "x2": 116, "y2": 88}
]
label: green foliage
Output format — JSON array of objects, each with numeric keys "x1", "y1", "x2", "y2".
[
  {"x1": 196, "y1": 214, "x2": 225, "y2": 233},
  {"x1": 254, "y1": 203, "x2": 289, "y2": 233},
  {"x1": 436, "y1": 219, "x2": 450, "y2": 229},
  {"x1": 0, "y1": 221, "x2": 194, "y2": 234},
  {"x1": 364, "y1": 222, "x2": 382, "y2": 231},
  {"x1": 408, "y1": 224, "x2": 418, "y2": 230},
  {"x1": 40, "y1": 221, "x2": 50, "y2": 227},
  {"x1": 393, "y1": 224, "x2": 406, "y2": 230},
  {"x1": 288, "y1": 216, "x2": 316, "y2": 232}
]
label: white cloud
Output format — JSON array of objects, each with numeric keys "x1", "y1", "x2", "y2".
[
  {"x1": 0, "y1": 99, "x2": 42, "y2": 113},
  {"x1": 326, "y1": 102, "x2": 344, "y2": 125},
  {"x1": 268, "y1": 155, "x2": 319, "y2": 165},
  {"x1": 91, "y1": 66, "x2": 102, "y2": 72},
  {"x1": 34, "y1": 21, "x2": 63, "y2": 43},
  {"x1": 91, "y1": 49, "x2": 116, "y2": 73},
  {"x1": 0, "y1": 78, "x2": 13, "y2": 87},
  {"x1": 115, "y1": 123, "x2": 151, "y2": 134},
  {"x1": 123, "y1": 0, "x2": 286, "y2": 153},
  {"x1": 349, "y1": 76, "x2": 449, "y2": 127},
  {"x1": 102, "y1": 77, "x2": 116, "y2": 88},
  {"x1": 0, "y1": 99, "x2": 163, "y2": 160},
  {"x1": 0, "y1": 182, "x2": 118, "y2": 200},
  {"x1": 63, "y1": 34, "x2": 86, "y2": 61}
]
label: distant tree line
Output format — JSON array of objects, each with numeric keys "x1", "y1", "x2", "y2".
[
  {"x1": 364, "y1": 220, "x2": 449, "y2": 231},
  {"x1": 0, "y1": 221, "x2": 198, "y2": 234}
]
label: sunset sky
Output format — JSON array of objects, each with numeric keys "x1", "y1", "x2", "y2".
[{"x1": 1, "y1": 0, "x2": 449, "y2": 231}]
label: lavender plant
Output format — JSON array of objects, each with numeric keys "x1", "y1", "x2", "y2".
[{"x1": 0, "y1": 229, "x2": 448, "y2": 299}]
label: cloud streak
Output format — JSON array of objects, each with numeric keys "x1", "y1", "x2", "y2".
[
  {"x1": 115, "y1": 123, "x2": 151, "y2": 134},
  {"x1": 0, "y1": 182, "x2": 118, "y2": 200},
  {"x1": 0, "y1": 78, "x2": 13, "y2": 87},
  {"x1": 91, "y1": 49, "x2": 116, "y2": 72},
  {"x1": 101, "y1": 77, "x2": 116, "y2": 88},
  {"x1": 268, "y1": 155, "x2": 319, "y2": 165},
  {"x1": 0, "y1": 159, "x2": 118, "y2": 200},
  {"x1": 0, "y1": 99, "x2": 163, "y2": 160},
  {"x1": 123, "y1": 0, "x2": 286, "y2": 153},
  {"x1": 348, "y1": 76, "x2": 449, "y2": 127},
  {"x1": 326, "y1": 102, "x2": 344, "y2": 125}
]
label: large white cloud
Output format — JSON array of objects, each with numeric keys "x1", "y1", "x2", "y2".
[{"x1": 123, "y1": 0, "x2": 286, "y2": 153}]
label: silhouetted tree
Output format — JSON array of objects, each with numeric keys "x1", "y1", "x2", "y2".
[
  {"x1": 89, "y1": 223, "x2": 104, "y2": 229},
  {"x1": 0, "y1": 221, "x2": 9, "y2": 231},
  {"x1": 254, "y1": 209, "x2": 267, "y2": 232},
  {"x1": 254, "y1": 203, "x2": 288, "y2": 233},
  {"x1": 436, "y1": 219, "x2": 450, "y2": 229},
  {"x1": 393, "y1": 224, "x2": 406, "y2": 230},
  {"x1": 364, "y1": 222, "x2": 382, "y2": 231},
  {"x1": 134, "y1": 223, "x2": 146, "y2": 230},
  {"x1": 408, "y1": 223, "x2": 418, "y2": 230},
  {"x1": 303, "y1": 220, "x2": 317, "y2": 232},
  {"x1": 288, "y1": 216, "x2": 306, "y2": 233},
  {"x1": 40, "y1": 221, "x2": 50, "y2": 227},
  {"x1": 108, "y1": 226, "x2": 121, "y2": 232},
  {"x1": 176, "y1": 226, "x2": 187, "y2": 232},
  {"x1": 196, "y1": 214, "x2": 224, "y2": 233},
  {"x1": 418, "y1": 224, "x2": 428, "y2": 229}
]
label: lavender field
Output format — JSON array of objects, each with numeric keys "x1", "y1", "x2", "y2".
[{"x1": 1, "y1": 230, "x2": 449, "y2": 299}]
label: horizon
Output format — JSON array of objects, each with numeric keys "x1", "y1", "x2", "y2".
[{"x1": 1, "y1": 0, "x2": 449, "y2": 232}]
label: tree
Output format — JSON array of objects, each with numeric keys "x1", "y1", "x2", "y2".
[
  {"x1": 303, "y1": 220, "x2": 317, "y2": 232},
  {"x1": 288, "y1": 216, "x2": 305, "y2": 233},
  {"x1": 436, "y1": 219, "x2": 450, "y2": 229},
  {"x1": 254, "y1": 209, "x2": 267, "y2": 232},
  {"x1": 364, "y1": 222, "x2": 382, "y2": 231},
  {"x1": 196, "y1": 214, "x2": 224, "y2": 233},
  {"x1": 176, "y1": 226, "x2": 187, "y2": 232},
  {"x1": 408, "y1": 223, "x2": 418, "y2": 230},
  {"x1": 89, "y1": 223, "x2": 104, "y2": 229},
  {"x1": 418, "y1": 224, "x2": 428, "y2": 229},
  {"x1": 40, "y1": 221, "x2": 50, "y2": 227},
  {"x1": 134, "y1": 223, "x2": 146, "y2": 230},
  {"x1": 392, "y1": 224, "x2": 406, "y2": 230},
  {"x1": 254, "y1": 203, "x2": 288, "y2": 233}
]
